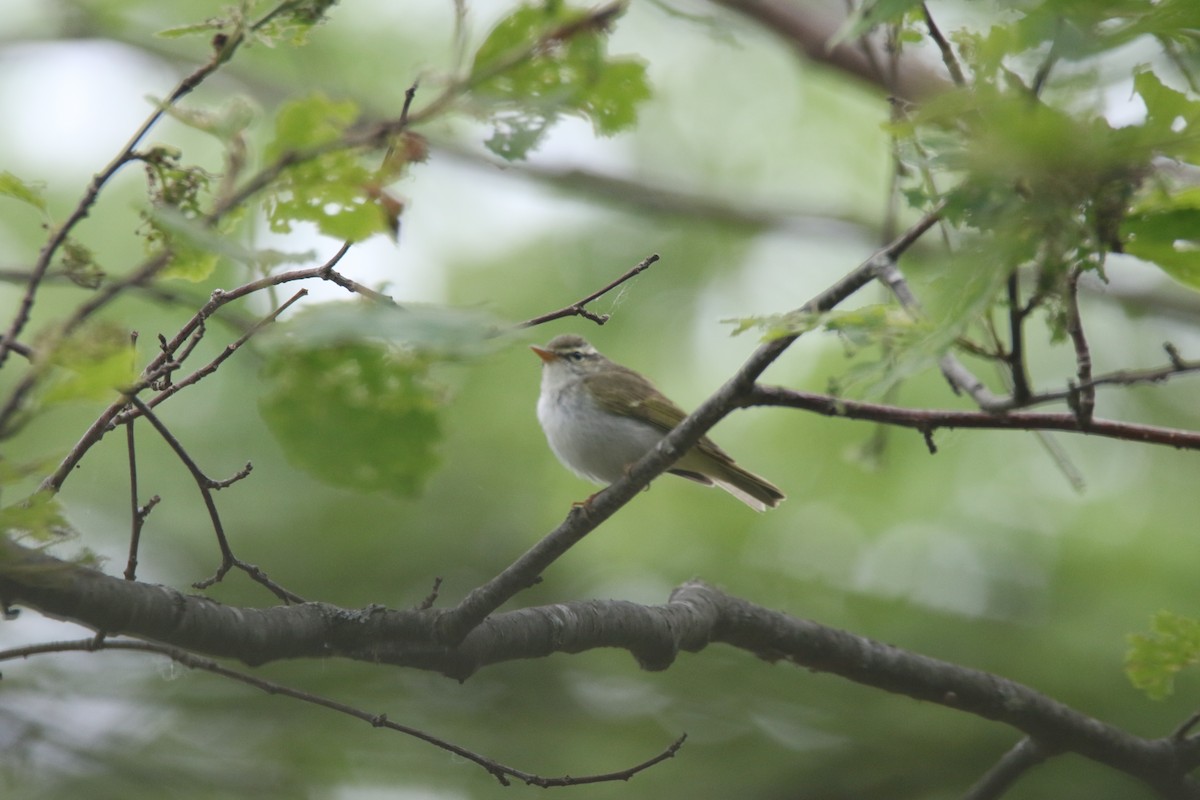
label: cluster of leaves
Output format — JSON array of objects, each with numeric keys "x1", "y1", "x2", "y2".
[
  {"x1": 0, "y1": 1, "x2": 651, "y2": 531},
  {"x1": 468, "y1": 1, "x2": 650, "y2": 159}
]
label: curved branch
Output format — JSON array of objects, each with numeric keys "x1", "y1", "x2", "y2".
[{"x1": 3, "y1": 545, "x2": 1198, "y2": 796}]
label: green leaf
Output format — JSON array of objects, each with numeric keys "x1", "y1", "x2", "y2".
[
  {"x1": 831, "y1": 0, "x2": 925, "y2": 45},
  {"x1": 1122, "y1": 188, "x2": 1200, "y2": 290},
  {"x1": 0, "y1": 491, "x2": 72, "y2": 544},
  {"x1": 1126, "y1": 611, "x2": 1200, "y2": 700},
  {"x1": 264, "y1": 301, "x2": 503, "y2": 357},
  {"x1": 143, "y1": 207, "x2": 226, "y2": 282},
  {"x1": 60, "y1": 238, "x2": 105, "y2": 289},
  {"x1": 1133, "y1": 68, "x2": 1200, "y2": 163},
  {"x1": 263, "y1": 94, "x2": 393, "y2": 241},
  {"x1": 0, "y1": 170, "x2": 48, "y2": 214},
  {"x1": 37, "y1": 323, "x2": 137, "y2": 405},
  {"x1": 259, "y1": 343, "x2": 443, "y2": 498},
  {"x1": 251, "y1": 0, "x2": 340, "y2": 47},
  {"x1": 265, "y1": 93, "x2": 359, "y2": 156},
  {"x1": 157, "y1": 20, "x2": 225, "y2": 39},
  {"x1": 725, "y1": 306, "x2": 923, "y2": 345},
  {"x1": 160, "y1": 96, "x2": 256, "y2": 141},
  {"x1": 469, "y1": 3, "x2": 650, "y2": 160}
]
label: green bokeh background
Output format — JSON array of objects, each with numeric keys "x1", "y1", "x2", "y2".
[{"x1": 1, "y1": 2, "x2": 1199, "y2": 798}]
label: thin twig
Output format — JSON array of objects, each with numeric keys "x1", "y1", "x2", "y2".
[
  {"x1": 129, "y1": 289, "x2": 307, "y2": 419},
  {"x1": 922, "y1": 3, "x2": 967, "y2": 87},
  {"x1": 39, "y1": 247, "x2": 375, "y2": 494},
  {"x1": 0, "y1": 252, "x2": 172, "y2": 437},
  {"x1": 987, "y1": 348, "x2": 1200, "y2": 412},
  {"x1": 127, "y1": 397, "x2": 301, "y2": 604},
  {"x1": 1031, "y1": 19, "x2": 1063, "y2": 98},
  {"x1": 124, "y1": 418, "x2": 145, "y2": 581},
  {"x1": 746, "y1": 385, "x2": 1200, "y2": 451},
  {"x1": 1064, "y1": 267, "x2": 1095, "y2": 424},
  {"x1": 1007, "y1": 271, "x2": 1032, "y2": 403},
  {"x1": 519, "y1": 253, "x2": 660, "y2": 328},
  {"x1": 0, "y1": 637, "x2": 685, "y2": 788}
]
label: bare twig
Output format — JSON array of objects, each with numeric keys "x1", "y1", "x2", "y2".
[
  {"x1": 124, "y1": 416, "x2": 152, "y2": 582},
  {"x1": 0, "y1": 252, "x2": 172, "y2": 437},
  {"x1": 1064, "y1": 267, "x2": 1094, "y2": 425},
  {"x1": 1007, "y1": 271, "x2": 1032, "y2": 403},
  {"x1": 0, "y1": 636, "x2": 685, "y2": 788},
  {"x1": 745, "y1": 385, "x2": 1200, "y2": 451},
  {"x1": 519, "y1": 253, "x2": 660, "y2": 328},
  {"x1": 39, "y1": 247, "x2": 378, "y2": 494},
  {"x1": 922, "y1": 3, "x2": 967, "y2": 87},
  {"x1": 126, "y1": 397, "x2": 301, "y2": 604},
  {"x1": 984, "y1": 348, "x2": 1200, "y2": 412},
  {"x1": 130, "y1": 289, "x2": 308, "y2": 419},
  {"x1": 1030, "y1": 18, "x2": 1063, "y2": 98}
]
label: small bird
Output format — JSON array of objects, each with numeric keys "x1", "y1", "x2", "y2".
[{"x1": 531, "y1": 334, "x2": 785, "y2": 511}]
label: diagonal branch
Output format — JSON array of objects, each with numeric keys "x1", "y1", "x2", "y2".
[
  {"x1": 964, "y1": 737, "x2": 1051, "y2": 800},
  {"x1": 519, "y1": 253, "x2": 660, "y2": 328}
]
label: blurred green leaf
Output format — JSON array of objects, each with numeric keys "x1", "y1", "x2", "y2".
[
  {"x1": 259, "y1": 343, "x2": 444, "y2": 498},
  {"x1": 0, "y1": 491, "x2": 71, "y2": 545},
  {"x1": 265, "y1": 92, "x2": 358, "y2": 155},
  {"x1": 469, "y1": 3, "x2": 650, "y2": 160},
  {"x1": 262, "y1": 93, "x2": 393, "y2": 241},
  {"x1": 264, "y1": 301, "x2": 503, "y2": 357},
  {"x1": 1122, "y1": 187, "x2": 1200, "y2": 290},
  {"x1": 1126, "y1": 610, "x2": 1200, "y2": 700},
  {"x1": 1123, "y1": 208, "x2": 1200, "y2": 290},
  {"x1": 1133, "y1": 68, "x2": 1200, "y2": 163},
  {"x1": 726, "y1": 306, "x2": 924, "y2": 346},
  {"x1": 60, "y1": 238, "x2": 105, "y2": 289},
  {"x1": 143, "y1": 207, "x2": 224, "y2": 282},
  {"x1": 832, "y1": 0, "x2": 924, "y2": 45},
  {"x1": 156, "y1": 20, "x2": 223, "y2": 39},
  {"x1": 36, "y1": 323, "x2": 136, "y2": 406},
  {"x1": 0, "y1": 170, "x2": 48, "y2": 214},
  {"x1": 160, "y1": 96, "x2": 256, "y2": 141},
  {"x1": 252, "y1": 0, "x2": 340, "y2": 46}
]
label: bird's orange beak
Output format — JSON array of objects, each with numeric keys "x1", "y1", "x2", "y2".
[{"x1": 530, "y1": 345, "x2": 557, "y2": 364}]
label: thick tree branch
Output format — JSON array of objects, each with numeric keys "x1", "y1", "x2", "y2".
[
  {"x1": 708, "y1": 0, "x2": 951, "y2": 102},
  {"x1": 2, "y1": 546, "x2": 1198, "y2": 796}
]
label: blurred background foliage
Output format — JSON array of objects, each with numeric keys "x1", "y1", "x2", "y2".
[{"x1": 1, "y1": 0, "x2": 1200, "y2": 798}]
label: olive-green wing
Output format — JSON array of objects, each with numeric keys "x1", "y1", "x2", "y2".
[{"x1": 583, "y1": 366, "x2": 736, "y2": 464}]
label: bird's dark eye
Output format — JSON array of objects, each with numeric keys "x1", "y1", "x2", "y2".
[{"x1": 568, "y1": 351, "x2": 585, "y2": 361}]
